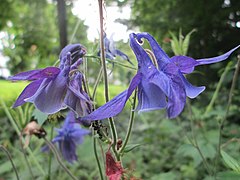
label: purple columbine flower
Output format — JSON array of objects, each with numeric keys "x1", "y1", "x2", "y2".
[
  {"x1": 64, "y1": 71, "x2": 92, "y2": 117},
  {"x1": 43, "y1": 111, "x2": 90, "y2": 163},
  {"x1": 9, "y1": 44, "x2": 92, "y2": 116},
  {"x1": 98, "y1": 34, "x2": 133, "y2": 65},
  {"x1": 80, "y1": 32, "x2": 239, "y2": 120}
]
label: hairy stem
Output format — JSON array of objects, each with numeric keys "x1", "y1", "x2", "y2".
[
  {"x1": 0, "y1": 145, "x2": 20, "y2": 180},
  {"x1": 98, "y1": 0, "x2": 118, "y2": 159}
]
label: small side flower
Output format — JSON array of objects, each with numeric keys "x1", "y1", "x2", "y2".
[
  {"x1": 98, "y1": 33, "x2": 133, "y2": 65},
  {"x1": 43, "y1": 111, "x2": 90, "y2": 163}
]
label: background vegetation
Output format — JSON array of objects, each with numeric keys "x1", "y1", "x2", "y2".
[{"x1": 0, "y1": 0, "x2": 240, "y2": 179}]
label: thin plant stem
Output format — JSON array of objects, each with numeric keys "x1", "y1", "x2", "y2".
[
  {"x1": 204, "y1": 61, "x2": 232, "y2": 115},
  {"x1": 53, "y1": 59, "x2": 60, "y2": 67},
  {"x1": 43, "y1": 137, "x2": 78, "y2": 180},
  {"x1": 69, "y1": 18, "x2": 81, "y2": 44},
  {"x1": 19, "y1": 135, "x2": 35, "y2": 179},
  {"x1": 221, "y1": 138, "x2": 240, "y2": 149},
  {"x1": 98, "y1": 0, "x2": 118, "y2": 159},
  {"x1": 119, "y1": 89, "x2": 137, "y2": 155},
  {"x1": 47, "y1": 126, "x2": 54, "y2": 180},
  {"x1": 89, "y1": 63, "x2": 105, "y2": 180},
  {"x1": 83, "y1": 57, "x2": 91, "y2": 96},
  {"x1": 92, "y1": 67, "x2": 103, "y2": 102},
  {"x1": 110, "y1": 60, "x2": 137, "y2": 71},
  {"x1": 84, "y1": 55, "x2": 137, "y2": 71},
  {"x1": 17, "y1": 106, "x2": 25, "y2": 127},
  {"x1": 0, "y1": 145, "x2": 20, "y2": 180},
  {"x1": 0, "y1": 98, "x2": 46, "y2": 175},
  {"x1": 216, "y1": 56, "x2": 240, "y2": 173},
  {"x1": 186, "y1": 100, "x2": 212, "y2": 175},
  {"x1": 93, "y1": 130, "x2": 105, "y2": 180},
  {"x1": 97, "y1": 138, "x2": 106, "y2": 169}
]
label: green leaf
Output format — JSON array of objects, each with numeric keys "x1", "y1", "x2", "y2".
[
  {"x1": 176, "y1": 143, "x2": 202, "y2": 167},
  {"x1": 221, "y1": 150, "x2": 240, "y2": 172},
  {"x1": 32, "y1": 109, "x2": 48, "y2": 126},
  {"x1": 217, "y1": 171, "x2": 240, "y2": 180},
  {"x1": 199, "y1": 141, "x2": 216, "y2": 159},
  {"x1": 123, "y1": 143, "x2": 142, "y2": 153},
  {"x1": 182, "y1": 29, "x2": 196, "y2": 55},
  {"x1": 179, "y1": 28, "x2": 183, "y2": 51},
  {"x1": 0, "y1": 161, "x2": 13, "y2": 174},
  {"x1": 169, "y1": 31, "x2": 181, "y2": 55}
]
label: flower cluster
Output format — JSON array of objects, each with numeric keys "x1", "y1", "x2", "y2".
[{"x1": 80, "y1": 32, "x2": 239, "y2": 120}]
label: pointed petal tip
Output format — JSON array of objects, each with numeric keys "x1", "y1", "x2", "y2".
[
  {"x1": 197, "y1": 45, "x2": 240, "y2": 65},
  {"x1": 187, "y1": 86, "x2": 206, "y2": 99}
]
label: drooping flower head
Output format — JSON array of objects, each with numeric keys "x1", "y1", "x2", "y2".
[
  {"x1": 59, "y1": 44, "x2": 86, "y2": 69},
  {"x1": 9, "y1": 44, "x2": 92, "y2": 117},
  {"x1": 43, "y1": 111, "x2": 90, "y2": 163},
  {"x1": 80, "y1": 32, "x2": 239, "y2": 121},
  {"x1": 98, "y1": 33, "x2": 133, "y2": 65}
]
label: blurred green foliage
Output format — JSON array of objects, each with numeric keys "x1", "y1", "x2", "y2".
[
  {"x1": 1, "y1": 0, "x2": 88, "y2": 74},
  {"x1": 0, "y1": 80, "x2": 27, "y2": 102},
  {"x1": 130, "y1": 0, "x2": 240, "y2": 57},
  {"x1": 0, "y1": 0, "x2": 240, "y2": 179}
]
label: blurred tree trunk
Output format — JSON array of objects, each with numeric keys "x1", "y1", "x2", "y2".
[{"x1": 57, "y1": 0, "x2": 68, "y2": 50}]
